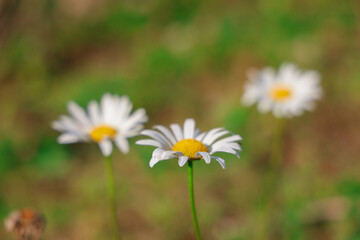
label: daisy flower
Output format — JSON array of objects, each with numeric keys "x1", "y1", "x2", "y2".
[
  {"x1": 136, "y1": 118, "x2": 242, "y2": 169},
  {"x1": 52, "y1": 93, "x2": 148, "y2": 156},
  {"x1": 241, "y1": 63, "x2": 322, "y2": 118}
]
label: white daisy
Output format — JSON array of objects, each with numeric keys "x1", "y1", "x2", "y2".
[
  {"x1": 136, "y1": 118, "x2": 242, "y2": 169},
  {"x1": 52, "y1": 93, "x2": 148, "y2": 156},
  {"x1": 241, "y1": 63, "x2": 322, "y2": 118}
]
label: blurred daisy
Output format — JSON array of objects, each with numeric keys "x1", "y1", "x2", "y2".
[
  {"x1": 52, "y1": 93, "x2": 148, "y2": 156},
  {"x1": 136, "y1": 118, "x2": 242, "y2": 168},
  {"x1": 241, "y1": 63, "x2": 322, "y2": 118}
]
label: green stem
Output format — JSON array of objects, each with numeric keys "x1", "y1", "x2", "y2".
[
  {"x1": 104, "y1": 155, "x2": 121, "y2": 240},
  {"x1": 187, "y1": 161, "x2": 202, "y2": 240},
  {"x1": 269, "y1": 118, "x2": 286, "y2": 170},
  {"x1": 264, "y1": 117, "x2": 287, "y2": 197},
  {"x1": 256, "y1": 118, "x2": 286, "y2": 240}
]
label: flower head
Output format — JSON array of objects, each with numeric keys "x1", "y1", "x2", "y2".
[
  {"x1": 241, "y1": 63, "x2": 322, "y2": 118},
  {"x1": 136, "y1": 118, "x2": 242, "y2": 168},
  {"x1": 52, "y1": 93, "x2": 148, "y2": 156},
  {"x1": 4, "y1": 208, "x2": 46, "y2": 240}
]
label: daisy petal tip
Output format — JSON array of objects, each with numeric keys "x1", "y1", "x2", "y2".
[
  {"x1": 57, "y1": 133, "x2": 81, "y2": 144},
  {"x1": 149, "y1": 158, "x2": 159, "y2": 168},
  {"x1": 51, "y1": 121, "x2": 60, "y2": 131},
  {"x1": 98, "y1": 140, "x2": 113, "y2": 157},
  {"x1": 121, "y1": 149, "x2": 129, "y2": 154},
  {"x1": 178, "y1": 156, "x2": 188, "y2": 167},
  {"x1": 56, "y1": 137, "x2": 64, "y2": 145},
  {"x1": 67, "y1": 100, "x2": 76, "y2": 107},
  {"x1": 115, "y1": 138, "x2": 129, "y2": 154},
  {"x1": 102, "y1": 151, "x2": 111, "y2": 157}
]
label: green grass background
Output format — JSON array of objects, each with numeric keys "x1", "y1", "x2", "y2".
[{"x1": 0, "y1": 0, "x2": 360, "y2": 239}]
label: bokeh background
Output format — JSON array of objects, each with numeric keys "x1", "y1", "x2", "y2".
[{"x1": 1, "y1": 0, "x2": 360, "y2": 239}]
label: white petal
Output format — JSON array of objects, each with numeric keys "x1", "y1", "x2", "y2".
[
  {"x1": 178, "y1": 156, "x2": 189, "y2": 167},
  {"x1": 261, "y1": 67, "x2": 277, "y2": 85},
  {"x1": 53, "y1": 117, "x2": 89, "y2": 141},
  {"x1": 161, "y1": 151, "x2": 182, "y2": 159},
  {"x1": 152, "y1": 148, "x2": 164, "y2": 158},
  {"x1": 273, "y1": 104, "x2": 286, "y2": 118},
  {"x1": 57, "y1": 115, "x2": 81, "y2": 132},
  {"x1": 114, "y1": 137, "x2": 129, "y2": 154},
  {"x1": 183, "y1": 118, "x2": 195, "y2": 139},
  {"x1": 149, "y1": 153, "x2": 176, "y2": 167},
  {"x1": 141, "y1": 130, "x2": 172, "y2": 149},
  {"x1": 257, "y1": 100, "x2": 272, "y2": 114},
  {"x1": 194, "y1": 128, "x2": 201, "y2": 138},
  {"x1": 154, "y1": 125, "x2": 177, "y2": 145},
  {"x1": 51, "y1": 120, "x2": 65, "y2": 131},
  {"x1": 152, "y1": 148, "x2": 180, "y2": 160},
  {"x1": 150, "y1": 157, "x2": 160, "y2": 168},
  {"x1": 211, "y1": 156, "x2": 226, "y2": 169},
  {"x1": 67, "y1": 101, "x2": 91, "y2": 127},
  {"x1": 115, "y1": 96, "x2": 132, "y2": 123},
  {"x1": 197, "y1": 152, "x2": 211, "y2": 164},
  {"x1": 201, "y1": 128, "x2": 224, "y2": 144},
  {"x1": 210, "y1": 147, "x2": 239, "y2": 158},
  {"x1": 195, "y1": 132, "x2": 206, "y2": 142},
  {"x1": 213, "y1": 135, "x2": 242, "y2": 145},
  {"x1": 241, "y1": 92, "x2": 257, "y2": 106},
  {"x1": 123, "y1": 125, "x2": 144, "y2": 138},
  {"x1": 121, "y1": 108, "x2": 148, "y2": 132},
  {"x1": 98, "y1": 139, "x2": 113, "y2": 157},
  {"x1": 58, "y1": 133, "x2": 81, "y2": 144},
  {"x1": 101, "y1": 93, "x2": 115, "y2": 123},
  {"x1": 221, "y1": 142, "x2": 242, "y2": 151},
  {"x1": 203, "y1": 129, "x2": 230, "y2": 145},
  {"x1": 87, "y1": 101, "x2": 101, "y2": 125},
  {"x1": 135, "y1": 139, "x2": 163, "y2": 148},
  {"x1": 170, "y1": 124, "x2": 183, "y2": 141}
]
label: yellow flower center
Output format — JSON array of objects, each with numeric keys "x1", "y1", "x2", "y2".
[
  {"x1": 89, "y1": 125, "x2": 117, "y2": 142},
  {"x1": 171, "y1": 139, "x2": 207, "y2": 159},
  {"x1": 270, "y1": 85, "x2": 292, "y2": 102}
]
